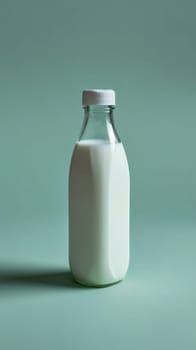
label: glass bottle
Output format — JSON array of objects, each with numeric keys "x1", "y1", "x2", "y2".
[{"x1": 69, "y1": 89, "x2": 130, "y2": 287}]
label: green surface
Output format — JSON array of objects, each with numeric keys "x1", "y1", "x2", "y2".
[{"x1": 0, "y1": 0, "x2": 196, "y2": 349}]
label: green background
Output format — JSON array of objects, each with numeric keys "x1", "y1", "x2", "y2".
[{"x1": 0, "y1": 0, "x2": 195, "y2": 349}]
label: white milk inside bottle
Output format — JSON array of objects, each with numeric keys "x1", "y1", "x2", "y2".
[{"x1": 69, "y1": 89, "x2": 130, "y2": 286}]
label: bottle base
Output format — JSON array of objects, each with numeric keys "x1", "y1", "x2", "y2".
[{"x1": 73, "y1": 275, "x2": 125, "y2": 288}]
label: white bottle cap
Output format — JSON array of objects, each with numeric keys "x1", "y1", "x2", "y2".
[{"x1": 82, "y1": 89, "x2": 115, "y2": 106}]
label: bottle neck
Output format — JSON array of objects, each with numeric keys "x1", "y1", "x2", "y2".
[{"x1": 79, "y1": 105, "x2": 120, "y2": 143}]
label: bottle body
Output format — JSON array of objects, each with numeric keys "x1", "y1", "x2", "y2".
[
  {"x1": 69, "y1": 140, "x2": 130, "y2": 286},
  {"x1": 69, "y1": 91, "x2": 130, "y2": 287}
]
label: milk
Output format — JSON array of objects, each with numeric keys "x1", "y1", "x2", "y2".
[{"x1": 69, "y1": 140, "x2": 130, "y2": 286}]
